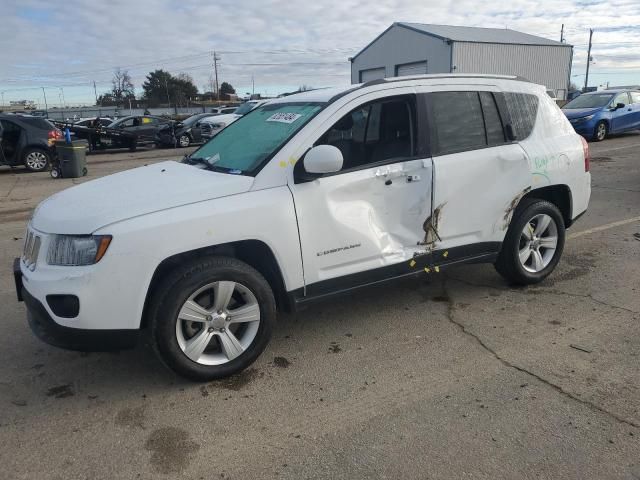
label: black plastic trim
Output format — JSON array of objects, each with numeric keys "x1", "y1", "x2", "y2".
[
  {"x1": 46, "y1": 295, "x2": 80, "y2": 319},
  {"x1": 23, "y1": 287, "x2": 138, "y2": 351},
  {"x1": 290, "y1": 242, "x2": 500, "y2": 307}
]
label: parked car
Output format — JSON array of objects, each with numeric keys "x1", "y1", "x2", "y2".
[
  {"x1": 155, "y1": 113, "x2": 218, "y2": 148},
  {"x1": 200, "y1": 100, "x2": 268, "y2": 140},
  {"x1": 15, "y1": 74, "x2": 590, "y2": 381},
  {"x1": 210, "y1": 106, "x2": 238, "y2": 115},
  {"x1": 74, "y1": 117, "x2": 113, "y2": 128},
  {"x1": 0, "y1": 113, "x2": 61, "y2": 171},
  {"x1": 107, "y1": 115, "x2": 170, "y2": 146},
  {"x1": 562, "y1": 89, "x2": 640, "y2": 141}
]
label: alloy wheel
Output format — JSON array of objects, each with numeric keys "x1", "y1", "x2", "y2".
[
  {"x1": 518, "y1": 214, "x2": 558, "y2": 273},
  {"x1": 175, "y1": 281, "x2": 260, "y2": 365},
  {"x1": 26, "y1": 151, "x2": 48, "y2": 170},
  {"x1": 179, "y1": 135, "x2": 190, "y2": 147},
  {"x1": 596, "y1": 123, "x2": 606, "y2": 141}
]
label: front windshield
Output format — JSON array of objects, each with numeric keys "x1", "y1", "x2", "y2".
[
  {"x1": 187, "y1": 102, "x2": 323, "y2": 175},
  {"x1": 234, "y1": 102, "x2": 257, "y2": 115},
  {"x1": 563, "y1": 93, "x2": 613, "y2": 109}
]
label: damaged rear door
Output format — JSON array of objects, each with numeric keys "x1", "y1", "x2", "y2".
[
  {"x1": 290, "y1": 90, "x2": 433, "y2": 292},
  {"x1": 422, "y1": 88, "x2": 531, "y2": 260}
]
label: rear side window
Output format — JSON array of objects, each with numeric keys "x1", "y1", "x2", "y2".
[
  {"x1": 430, "y1": 92, "x2": 486, "y2": 155},
  {"x1": 22, "y1": 118, "x2": 54, "y2": 130},
  {"x1": 631, "y1": 92, "x2": 640, "y2": 104},
  {"x1": 503, "y1": 92, "x2": 539, "y2": 140}
]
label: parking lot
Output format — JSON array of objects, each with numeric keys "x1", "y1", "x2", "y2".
[{"x1": 0, "y1": 135, "x2": 639, "y2": 479}]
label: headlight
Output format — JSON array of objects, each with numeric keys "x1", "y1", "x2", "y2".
[
  {"x1": 573, "y1": 114, "x2": 594, "y2": 123},
  {"x1": 47, "y1": 235, "x2": 112, "y2": 266}
]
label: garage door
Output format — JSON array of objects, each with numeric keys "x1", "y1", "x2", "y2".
[
  {"x1": 359, "y1": 67, "x2": 385, "y2": 83},
  {"x1": 395, "y1": 61, "x2": 428, "y2": 77}
]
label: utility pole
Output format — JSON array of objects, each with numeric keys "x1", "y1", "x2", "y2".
[
  {"x1": 93, "y1": 81, "x2": 99, "y2": 105},
  {"x1": 1, "y1": 91, "x2": 4, "y2": 109},
  {"x1": 560, "y1": 24, "x2": 564, "y2": 43},
  {"x1": 212, "y1": 51, "x2": 220, "y2": 101},
  {"x1": 584, "y1": 29, "x2": 593, "y2": 92},
  {"x1": 59, "y1": 87, "x2": 66, "y2": 109},
  {"x1": 41, "y1": 87, "x2": 48, "y2": 112}
]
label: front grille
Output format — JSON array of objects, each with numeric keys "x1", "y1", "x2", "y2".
[{"x1": 22, "y1": 229, "x2": 41, "y2": 270}]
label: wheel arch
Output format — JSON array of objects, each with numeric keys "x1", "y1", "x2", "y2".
[
  {"x1": 522, "y1": 184, "x2": 573, "y2": 227},
  {"x1": 140, "y1": 239, "x2": 291, "y2": 329}
]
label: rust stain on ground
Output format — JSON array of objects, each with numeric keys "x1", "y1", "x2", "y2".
[{"x1": 145, "y1": 427, "x2": 200, "y2": 474}]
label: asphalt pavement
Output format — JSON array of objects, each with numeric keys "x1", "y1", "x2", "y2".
[{"x1": 0, "y1": 136, "x2": 638, "y2": 479}]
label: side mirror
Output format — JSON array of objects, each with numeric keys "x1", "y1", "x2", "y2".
[
  {"x1": 303, "y1": 145, "x2": 343, "y2": 174},
  {"x1": 615, "y1": 102, "x2": 625, "y2": 110},
  {"x1": 505, "y1": 123, "x2": 517, "y2": 141}
]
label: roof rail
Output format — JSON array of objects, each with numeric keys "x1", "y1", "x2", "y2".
[{"x1": 360, "y1": 73, "x2": 531, "y2": 88}]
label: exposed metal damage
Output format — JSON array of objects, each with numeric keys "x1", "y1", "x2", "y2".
[{"x1": 502, "y1": 187, "x2": 531, "y2": 229}]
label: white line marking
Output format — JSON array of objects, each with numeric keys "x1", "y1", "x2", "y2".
[
  {"x1": 569, "y1": 216, "x2": 640, "y2": 239},
  {"x1": 591, "y1": 142, "x2": 640, "y2": 154}
]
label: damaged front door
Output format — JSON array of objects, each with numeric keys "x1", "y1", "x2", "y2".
[{"x1": 290, "y1": 92, "x2": 433, "y2": 291}]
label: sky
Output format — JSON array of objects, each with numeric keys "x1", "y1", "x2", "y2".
[{"x1": 1, "y1": 0, "x2": 639, "y2": 107}]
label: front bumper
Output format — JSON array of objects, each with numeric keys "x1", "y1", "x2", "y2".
[
  {"x1": 568, "y1": 118, "x2": 597, "y2": 136},
  {"x1": 15, "y1": 258, "x2": 139, "y2": 351}
]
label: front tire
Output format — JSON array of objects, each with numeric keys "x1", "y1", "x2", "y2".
[
  {"x1": 23, "y1": 148, "x2": 51, "y2": 172},
  {"x1": 495, "y1": 199, "x2": 565, "y2": 285},
  {"x1": 178, "y1": 134, "x2": 191, "y2": 148},
  {"x1": 593, "y1": 121, "x2": 607, "y2": 142},
  {"x1": 149, "y1": 257, "x2": 276, "y2": 381}
]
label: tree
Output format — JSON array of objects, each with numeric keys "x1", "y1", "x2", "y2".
[
  {"x1": 111, "y1": 68, "x2": 135, "y2": 100},
  {"x1": 142, "y1": 69, "x2": 198, "y2": 107},
  {"x1": 220, "y1": 82, "x2": 235, "y2": 96}
]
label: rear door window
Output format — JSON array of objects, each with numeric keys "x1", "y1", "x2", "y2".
[
  {"x1": 430, "y1": 91, "x2": 486, "y2": 155},
  {"x1": 479, "y1": 92, "x2": 506, "y2": 145},
  {"x1": 631, "y1": 92, "x2": 640, "y2": 104}
]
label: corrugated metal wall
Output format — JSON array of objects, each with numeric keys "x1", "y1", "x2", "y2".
[{"x1": 452, "y1": 42, "x2": 572, "y2": 99}]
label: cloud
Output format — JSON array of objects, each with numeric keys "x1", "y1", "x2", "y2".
[{"x1": 1, "y1": 0, "x2": 639, "y2": 104}]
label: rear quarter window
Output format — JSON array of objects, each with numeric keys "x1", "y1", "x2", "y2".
[
  {"x1": 22, "y1": 118, "x2": 54, "y2": 130},
  {"x1": 503, "y1": 92, "x2": 539, "y2": 140}
]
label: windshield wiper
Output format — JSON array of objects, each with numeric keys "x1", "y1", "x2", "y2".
[{"x1": 183, "y1": 155, "x2": 242, "y2": 174}]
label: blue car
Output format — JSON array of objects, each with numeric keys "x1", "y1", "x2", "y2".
[{"x1": 562, "y1": 89, "x2": 640, "y2": 141}]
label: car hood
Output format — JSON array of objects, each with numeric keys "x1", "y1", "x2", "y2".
[
  {"x1": 562, "y1": 107, "x2": 602, "y2": 119},
  {"x1": 32, "y1": 161, "x2": 254, "y2": 234}
]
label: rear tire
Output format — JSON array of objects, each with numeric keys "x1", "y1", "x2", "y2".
[
  {"x1": 23, "y1": 148, "x2": 51, "y2": 172},
  {"x1": 149, "y1": 256, "x2": 276, "y2": 381},
  {"x1": 495, "y1": 198, "x2": 565, "y2": 285},
  {"x1": 593, "y1": 121, "x2": 607, "y2": 142}
]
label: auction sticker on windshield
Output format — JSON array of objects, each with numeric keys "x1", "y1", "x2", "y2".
[{"x1": 266, "y1": 113, "x2": 302, "y2": 124}]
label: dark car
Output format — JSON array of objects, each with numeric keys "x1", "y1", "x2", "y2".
[
  {"x1": 107, "y1": 115, "x2": 170, "y2": 145},
  {"x1": 155, "y1": 113, "x2": 217, "y2": 147},
  {"x1": 562, "y1": 89, "x2": 640, "y2": 141},
  {"x1": 0, "y1": 113, "x2": 61, "y2": 171},
  {"x1": 74, "y1": 117, "x2": 113, "y2": 128}
]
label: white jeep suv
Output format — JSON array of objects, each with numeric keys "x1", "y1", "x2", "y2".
[{"x1": 15, "y1": 75, "x2": 591, "y2": 380}]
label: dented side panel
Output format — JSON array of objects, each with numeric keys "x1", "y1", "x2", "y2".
[
  {"x1": 431, "y1": 143, "x2": 532, "y2": 249},
  {"x1": 292, "y1": 158, "x2": 433, "y2": 286}
]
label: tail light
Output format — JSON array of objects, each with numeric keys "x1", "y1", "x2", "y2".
[
  {"x1": 580, "y1": 136, "x2": 590, "y2": 172},
  {"x1": 48, "y1": 129, "x2": 62, "y2": 145}
]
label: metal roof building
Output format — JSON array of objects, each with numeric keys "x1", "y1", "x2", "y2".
[{"x1": 350, "y1": 22, "x2": 573, "y2": 100}]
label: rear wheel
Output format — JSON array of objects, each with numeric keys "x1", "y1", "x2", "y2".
[
  {"x1": 23, "y1": 148, "x2": 51, "y2": 172},
  {"x1": 495, "y1": 199, "x2": 565, "y2": 285},
  {"x1": 149, "y1": 257, "x2": 275, "y2": 381},
  {"x1": 593, "y1": 121, "x2": 607, "y2": 142}
]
